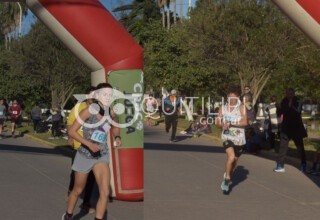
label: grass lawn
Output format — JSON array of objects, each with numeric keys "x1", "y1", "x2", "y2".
[{"x1": 2, "y1": 116, "x2": 320, "y2": 162}]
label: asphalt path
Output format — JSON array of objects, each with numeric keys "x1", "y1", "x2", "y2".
[{"x1": 0, "y1": 125, "x2": 319, "y2": 220}]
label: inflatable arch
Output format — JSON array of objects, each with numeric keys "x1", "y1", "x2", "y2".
[{"x1": 1, "y1": 0, "x2": 320, "y2": 202}]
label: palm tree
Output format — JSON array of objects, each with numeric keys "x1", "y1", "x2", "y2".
[
  {"x1": 0, "y1": 2, "x2": 27, "y2": 49},
  {"x1": 113, "y1": 0, "x2": 161, "y2": 34}
]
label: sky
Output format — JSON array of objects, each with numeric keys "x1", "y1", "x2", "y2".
[{"x1": 20, "y1": 0, "x2": 196, "y2": 35}]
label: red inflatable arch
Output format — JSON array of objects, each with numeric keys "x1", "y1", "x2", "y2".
[{"x1": 25, "y1": 0, "x2": 144, "y2": 201}]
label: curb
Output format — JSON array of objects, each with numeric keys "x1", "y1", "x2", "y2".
[{"x1": 25, "y1": 133, "x2": 74, "y2": 154}]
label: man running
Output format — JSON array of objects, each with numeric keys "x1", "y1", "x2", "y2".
[
  {"x1": 9, "y1": 100, "x2": 22, "y2": 138},
  {"x1": 0, "y1": 97, "x2": 6, "y2": 139}
]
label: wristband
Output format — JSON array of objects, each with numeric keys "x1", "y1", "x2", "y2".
[{"x1": 115, "y1": 136, "x2": 121, "y2": 140}]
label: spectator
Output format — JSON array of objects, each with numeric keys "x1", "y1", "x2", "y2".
[
  {"x1": 306, "y1": 148, "x2": 320, "y2": 175},
  {"x1": 50, "y1": 105, "x2": 62, "y2": 139},
  {"x1": 265, "y1": 96, "x2": 281, "y2": 150},
  {"x1": 274, "y1": 88, "x2": 307, "y2": 173},
  {"x1": 31, "y1": 102, "x2": 42, "y2": 133},
  {"x1": 145, "y1": 94, "x2": 156, "y2": 126}
]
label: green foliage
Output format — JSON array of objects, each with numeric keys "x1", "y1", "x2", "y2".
[{"x1": 0, "y1": 21, "x2": 90, "y2": 111}]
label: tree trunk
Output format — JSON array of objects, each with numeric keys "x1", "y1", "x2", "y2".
[
  {"x1": 180, "y1": 0, "x2": 183, "y2": 21},
  {"x1": 162, "y1": 8, "x2": 166, "y2": 28},
  {"x1": 173, "y1": 0, "x2": 177, "y2": 25},
  {"x1": 167, "y1": 5, "x2": 171, "y2": 30}
]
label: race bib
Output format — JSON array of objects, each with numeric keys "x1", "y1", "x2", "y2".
[
  {"x1": 12, "y1": 111, "x2": 18, "y2": 114},
  {"x1": 90, "y1": 130, "x2": 107, "y2": 144},
  {"x1": 221, "y1": 127, "x2": 246, "y2": 146}
]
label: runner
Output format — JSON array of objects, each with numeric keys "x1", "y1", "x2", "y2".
[
  {"x1": 0, "y1": 97, "x2": 6, "y2": 139},
  {"x1": 62, "y1": 83, "x2": 121, "y2": 220},
  {"x1": 66, "y1": 86, "x2": 96, "y2": 214},
  {"x1": 9, "y1": 100, "x2": 22, "y2": 138},
  {"x1": 216, "y1": 87, "x2": 247, "y2": 193},
  {"x1": 145, "y1": 94, "x2": 156, "y2": 126}
]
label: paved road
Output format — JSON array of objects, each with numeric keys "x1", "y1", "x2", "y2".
[
  {"x1": 0, "y1": 125, "x2": 319, "y2": 220},
  {"x1": 144, "y1": 125, "x2": 320, "y2": 220}
]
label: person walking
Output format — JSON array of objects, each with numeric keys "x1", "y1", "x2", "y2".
[
  {"x1": 0, "y1": 97, "x2": 6, "y2": 139},
  {"x1": 66, "y1": 87, "x2": 96, "y2": 214},
  {"x1": 273, "y1": 88, "x2": 307, "y2": 172},
  {"x1": 9, "y1": 100, "x2": 22, "y2": 138},
  {"x1": 31, "y1": 102, "x2": 42, "y2": 133},
  {"x1": 163, "y1": 89, "x2": 181, "y2": 142},
  {"x1": 62, "y1": 83, "x2": 122, "y2": 220},
  {"x1": 217, "y1": 87, "x2": 247, "y2": 193}
]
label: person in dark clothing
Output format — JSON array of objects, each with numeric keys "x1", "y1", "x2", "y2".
[
  {"x1": 163, "y1": 89, "x2": 181, "y2": 142},
  {"x1": 31, "y1": 103, "x2": 42, "y2": 133},
  {"x1": 50, "y1": 106, "x2": 62, "y2": 139},
  {"x1": 274, "y1": 88, "x2": 308, "y2": 173}
]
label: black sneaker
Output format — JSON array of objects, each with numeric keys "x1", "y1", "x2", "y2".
[{"x1": 62, "y1": 213, "x2": 73, "y2": 220}]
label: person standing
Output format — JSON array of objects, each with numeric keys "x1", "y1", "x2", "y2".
[
  {"x1": 163, "y1": 89, "x2": 181, "y2": 142},
  {"x1": 9, "y1": 100, "x2": 22, "y2": 138},
  {"x1": 0, "y1": 97, "x2": 6, "y2": 139},
  {"x1": 266, "y1": 96, "x2": 280, "y2": 150},
  {"x1": 217, "y1": 87, "x2": 247, "y2": 193},
  {"x1": 145, "y1": 94, "x2": 156, "y2": 126},
  {"x1": 31, "y1": 102, "x2": 42, "y2": 133},
  {"x1": 62, "y1": 83, "x2": 122, "y2": 220},
  {"x1": 50, "y1": 106, "x2": 62, "y2": 139},
  {"x1": 274, "y1": 88, "x2": 307, "y2": 172}
]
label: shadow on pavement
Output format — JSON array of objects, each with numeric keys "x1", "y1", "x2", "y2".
[
  {"x1": 0, "y1": 143, "x2": 72, "y2": 158},
  {"x1": 145, "y1": 142, "x2": 225, "y2": 154}
]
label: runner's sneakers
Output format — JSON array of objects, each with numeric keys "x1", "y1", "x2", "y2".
[
  {"x1": 273, "y1": 164, "x2": 285, "y2": 172},
  {"x1": 221, "y1": 177, "x2": 231, "y2": 192},
  {"x1": 62, "y1": 213, "x2": 73, "y2": 220}
]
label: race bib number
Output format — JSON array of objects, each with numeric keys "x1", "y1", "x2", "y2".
[
  {"x1": 90, "y1": 130, "x2": 107, "y2": 143},
  {"x1": 221, "y1": 127, "x2": 246, "y2": 146},
  {"x1": 12, "y1": 111, "x2": 18, "y2": 114}
]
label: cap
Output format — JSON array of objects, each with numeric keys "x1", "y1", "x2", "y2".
[{"x1": 171, "y1": 89, "x2": 177, "y2": 95}]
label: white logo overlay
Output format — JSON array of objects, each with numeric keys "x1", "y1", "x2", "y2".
[{"x1": 73, "y1": 88, "x2": 143, "y2": 130}]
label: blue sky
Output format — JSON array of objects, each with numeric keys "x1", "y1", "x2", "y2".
[{"x1": 21, "y1": 0, "x2": 196, "y2": 35}]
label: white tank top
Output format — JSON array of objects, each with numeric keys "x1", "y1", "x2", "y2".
[{"x1": 222, "y1": 104, "x2": 242, "y2": 124}]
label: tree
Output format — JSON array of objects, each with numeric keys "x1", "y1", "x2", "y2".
[
  {"x1": 0, "y1": 2, "x2": 28, "y2": 50},
  {"x1": 113, "y1": 0, "x2": 161, "y2": 40}
]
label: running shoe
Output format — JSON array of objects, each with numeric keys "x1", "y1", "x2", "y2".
[
  {"x1": 273, "y1": 164, "x2": 285, "y2": 172},
  {"x1": 221, "y1": 178, "x2": 231, "y2": 192},
  {"x1": 62, "y1": 213, "x2": 72, "y2": 220}
]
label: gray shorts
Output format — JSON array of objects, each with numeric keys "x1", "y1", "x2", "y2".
[{"x1": 72, "y1": 151, "x2": 109, "y2": 174}]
